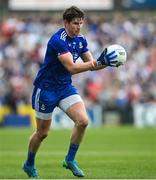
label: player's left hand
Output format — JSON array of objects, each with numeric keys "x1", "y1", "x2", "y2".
[{"x1": 97, "y1": 48, "x2": 118, "y2": 67}]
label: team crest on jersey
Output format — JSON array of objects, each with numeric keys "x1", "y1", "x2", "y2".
[{"x1": 79, "y1": 42, "x2": 83, "y2": 48}]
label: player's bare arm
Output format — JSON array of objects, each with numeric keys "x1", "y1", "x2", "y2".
[
  {"x1": 81, "y1": 51, "x2": 107, "y2": 71},
  {"x1": 58, "y1": 52, "x2": 97, "y2": 74}
]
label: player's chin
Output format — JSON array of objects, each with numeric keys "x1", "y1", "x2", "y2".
[{"x1": 75, "y1": 31, "x2": 80, "y2": 36}]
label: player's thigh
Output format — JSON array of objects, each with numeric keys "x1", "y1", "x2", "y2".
[{"x1": 65, "y1": 101, "x2": 89, "y2": 126}]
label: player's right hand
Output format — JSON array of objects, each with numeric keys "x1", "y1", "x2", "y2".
[{"x1": 97, "y1": 48, "x2": 118, "y2": 67}]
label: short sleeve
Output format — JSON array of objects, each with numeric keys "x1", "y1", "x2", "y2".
[{"x1": 48, "y1": 37, "x2": 69, "y2": 56}]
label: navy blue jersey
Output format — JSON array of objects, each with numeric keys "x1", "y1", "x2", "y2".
[{"x1": 34, "y1": 28, "x2": 88, "y2": 90}]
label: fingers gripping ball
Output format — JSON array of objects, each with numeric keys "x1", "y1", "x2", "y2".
[
  {"x1": 97, "y1": 48, "x2": 118, "y2": 67},
  {"x1": 106, "y1": 44, "x2": 127, "y2": 67}
]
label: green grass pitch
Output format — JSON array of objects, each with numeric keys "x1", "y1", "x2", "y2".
[{"x1": 0, "y1": 126, "x2": 156, "y2": 179}]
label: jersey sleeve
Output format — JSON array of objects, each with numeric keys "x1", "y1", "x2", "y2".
[
  {"x1": 48, "y1": 36, "x2": 69, "y2": 56},
  {"x1": 81, "y1": 38, "x2": 89, "y2": 54}
]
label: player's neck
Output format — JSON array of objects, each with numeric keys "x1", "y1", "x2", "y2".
[{"x1": 65, "y1": 28, "x2": 75, "y2": 38}]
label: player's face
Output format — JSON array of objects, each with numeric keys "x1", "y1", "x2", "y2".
[{"x1": 65, "y1": 18, "x2": 84, "y2": 37}]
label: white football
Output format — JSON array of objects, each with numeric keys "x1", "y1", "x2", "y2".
[{"x1": 107, "y1": 44, "x2": 127, "y2": 66}]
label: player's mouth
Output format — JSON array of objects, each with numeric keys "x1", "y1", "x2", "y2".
[{"x1": 75, "y1": 30, "x2": 80, "y2": 34}]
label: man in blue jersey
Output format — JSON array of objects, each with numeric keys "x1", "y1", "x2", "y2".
[{"x1": 22, "y1": 6, "x2": 120, "y2": 178}]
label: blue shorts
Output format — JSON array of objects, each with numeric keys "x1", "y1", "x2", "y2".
[{"x1": 32, "y1": 85, "x2": 82, "y2": 120}]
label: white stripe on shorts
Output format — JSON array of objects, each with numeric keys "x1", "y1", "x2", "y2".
[
  {"x1": 58, "y1": 94, "x2": 83, "y2": 112},
  {"x1": 35, "y1": 88, "x2": 41, "y2": 111}
]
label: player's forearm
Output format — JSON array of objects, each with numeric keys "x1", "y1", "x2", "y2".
[
  {"x1": 90, "y1": 60, "x2": 107, "y2": 71},
  {"x1": 71, "y1": 60, "x2": 107, "y2": 74},
  {"x1": 70, "y1": 60, "x2": 97, "y2": 74}
]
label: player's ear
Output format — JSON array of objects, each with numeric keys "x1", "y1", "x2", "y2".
[
  {"x1": 64, "y1": 20, "x2": 69, "y2": 27},
  {"x1": 63, "y1": 20, "x2": 67, "y2": 27}
]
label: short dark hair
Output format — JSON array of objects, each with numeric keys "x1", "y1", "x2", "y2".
[{"x1": 63, "y1": 6, "x2": 85, "y2": 22}]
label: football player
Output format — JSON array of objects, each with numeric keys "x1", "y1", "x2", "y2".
[{"x1": 22, "y1": 6, "x2": 119, "y2": 178}]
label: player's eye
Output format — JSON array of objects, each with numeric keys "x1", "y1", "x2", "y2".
[{"x1": 73, "y1": 22, "x2": 79, "y2": 25}]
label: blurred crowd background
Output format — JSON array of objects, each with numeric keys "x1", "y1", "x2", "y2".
[{"x1": 0, "y1": 0, "x2": 156, "y2": 127}]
